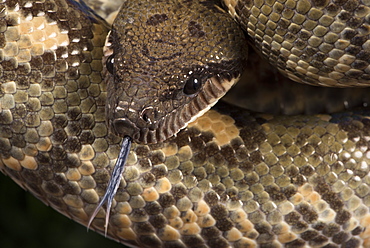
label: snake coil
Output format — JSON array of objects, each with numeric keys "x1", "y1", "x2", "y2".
[{"x1": 1, "y1": 0, "x2": 370, "y2": 247}]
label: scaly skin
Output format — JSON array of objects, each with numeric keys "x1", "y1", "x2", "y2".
[{"x1": 1, "y1": 0, "x2": 370, "y2": 248}]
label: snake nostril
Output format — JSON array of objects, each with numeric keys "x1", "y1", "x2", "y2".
[
  {"x1": 140, "y1": 107, "x2": 161, "y2": 131},
  {"x1": 142, "y1": 112, "x2": 150, "y2": 123},
  {"x1": 140, "y1": 107, "x2": 156, "y2": 124}
]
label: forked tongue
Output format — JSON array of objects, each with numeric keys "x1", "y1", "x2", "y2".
[{"x1": 87, "y1": 136, "x2": 132, "y2": 236}]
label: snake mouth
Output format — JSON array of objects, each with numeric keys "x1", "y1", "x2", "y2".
[{"x1": 119, "y1": 74, "x2": 240, "y2": 144}]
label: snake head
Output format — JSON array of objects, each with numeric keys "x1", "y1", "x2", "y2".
[{"x1": 104, "y1": 0, "x2": 247, "y2": 144}]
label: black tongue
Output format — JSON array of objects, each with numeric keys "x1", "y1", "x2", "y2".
[{"x1": 87, "y1": 136, "x2": 132, "y2": 235}]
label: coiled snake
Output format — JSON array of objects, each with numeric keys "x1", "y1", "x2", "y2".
[{"x1": 1, "y1": 0, "x2": 370, "y2": 247}]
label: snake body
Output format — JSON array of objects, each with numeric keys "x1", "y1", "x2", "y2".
[{"x1": 1, "y1": 0, "x2": 370, "y2": 247}]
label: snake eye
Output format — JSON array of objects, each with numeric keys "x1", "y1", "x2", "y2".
[
  {"x1": 106, "y1": 54, "x2": 115, "y2": 74},
  {"x1": 183, "y1": 77, "x2": 202, "y2": 96}
]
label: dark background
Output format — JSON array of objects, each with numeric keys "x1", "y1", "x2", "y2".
[{"x1": 0, "y1": 173, "x2": 128, "y2": 248}]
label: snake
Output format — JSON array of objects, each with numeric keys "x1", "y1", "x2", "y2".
[{"x1": 1, "y1": 0, "x2": 370, "y2": 247}]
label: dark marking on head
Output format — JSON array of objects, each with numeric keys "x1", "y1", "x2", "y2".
[
  {"x1": 146, "y1": 14, "x2": 168, "y2": 26},
  {"x1": 188, "y1": 21, "x2": 205, "y2": 38}
]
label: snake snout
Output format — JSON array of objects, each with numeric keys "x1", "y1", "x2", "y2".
[
  {"x1": 112, "y1": 107, "x2": 164, "y2": 144},
  {"x1": 113, "y1": 118, "x2": 140, "y2": 141}
]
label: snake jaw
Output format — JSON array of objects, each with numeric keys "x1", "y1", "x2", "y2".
[
  {"x1": 105, "y1": 63, "x2": 247, "y2": 144},
  {"x1": 154, "y1": 74, "x2": 241, "y2": 143},
  {"x1": 107, "y1": 72, "x2": 242, "y2": 144}
]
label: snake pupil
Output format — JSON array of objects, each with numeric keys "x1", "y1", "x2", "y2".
[
  {"x1": 183, "y1": 77, "x2": 202, "y2": 96},
  {"x1": 106, "y1": 54, "x2": 115, "y2": 74}
]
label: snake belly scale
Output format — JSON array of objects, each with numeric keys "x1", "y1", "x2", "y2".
[{"x1": 1, "y1": 0, "x2": 370, "y2": 248}]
